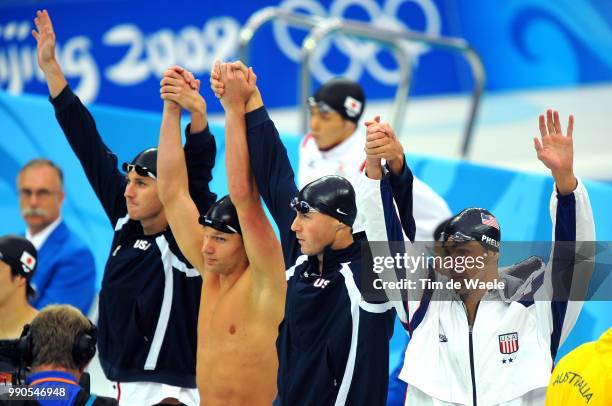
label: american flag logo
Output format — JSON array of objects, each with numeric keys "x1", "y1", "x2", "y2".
[
  {"x1": 481, "y1": 213, "x2": 500, "y2": 230},
  {"x1": 499, "y1": 332, "x2": 519, "y2": 354},
  {"x1": 344, "y1": 96, "x2": 362, "y2": 117}
]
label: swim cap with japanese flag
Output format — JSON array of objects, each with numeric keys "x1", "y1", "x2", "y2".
[
  {"x1": 310, "y1": 78, "x2": 365, "y2": 124},
  {"x1": 0, "y1": 235, "x2": 38, "y2": 296}
]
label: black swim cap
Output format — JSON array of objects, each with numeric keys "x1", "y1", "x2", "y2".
[
  {"x1": 310, "y1": 78, "x2": 365, "y2": 124},
  {"x1": 0, "y1": 235, "x2": 37, "y2": 297},
  {"x1": 292, "y1": 175, "x2": 357, "y2": 227},
  {"x1": 442, "y1": 208, "x2": 501, "y2": 252},
  {"x1": 122, "y1": 148, "x2": 157, "y2": 179},
  {"x1": 199, "y1": 195, "x2": 241, "y2": 235}
]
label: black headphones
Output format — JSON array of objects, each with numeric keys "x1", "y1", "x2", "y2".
[{"x1": 17, "y1": 320, "x2": 98, "y2": 369}]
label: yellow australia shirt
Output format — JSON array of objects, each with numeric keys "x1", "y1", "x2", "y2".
[{"x1": 546, "y1": 328, "x2": 612, "y2": 405}]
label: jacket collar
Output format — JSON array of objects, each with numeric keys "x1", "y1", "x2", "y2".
[
  {"x1": 306, "y1": 239, "x2": 360, "y2": 275},
  {"x1": 26, "y1": 370, "x2": 79, "y2": 386},
  {"x1": 26, "y1": 217, "x2": 64, "y2": 250}
]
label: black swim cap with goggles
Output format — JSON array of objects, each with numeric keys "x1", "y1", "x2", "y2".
[
  {"x1": 442, "y1": 208, "x2": 501, "y2": 252},
  {"x1": 122, "y1": 148, "x2": 157, "y2": 179},
  {"x1": 199, "y1": 195, "x2": 242, "y2": 235},
  {"x1": 291, "y1": 175, "x2": 357, "y2": 227}
]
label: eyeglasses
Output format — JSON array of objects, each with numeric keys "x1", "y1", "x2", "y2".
[
  {"x1": 307, "y1": 97, "x2": 335, "y2": 115},
  {"x1": 19, "y1": 188, "x2": 59, "y2": 199},
  {"x1": 290, "y1": 197, "x2": 318, "y2": 214},
  {"x1": 122, "y1": 163, "x2": 156, "y2": 179},
  {"x1": 198, "y1": 215, "x2": 239, "y2": 234}
]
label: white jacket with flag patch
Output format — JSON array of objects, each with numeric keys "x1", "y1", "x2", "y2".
[{"x1": 356, "y1": 173, "x2": 596, "y2": 406}]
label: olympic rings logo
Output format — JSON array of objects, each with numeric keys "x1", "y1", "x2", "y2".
[{"x1": 273, "y1": 0, "x2": 442, "y2": 84}]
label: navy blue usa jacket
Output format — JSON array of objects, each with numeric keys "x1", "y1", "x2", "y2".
[
  {"x1": 246, "y1": 106, "x2": 415, "y2": 405},
  {"x1": 50, "y1": 86, "x2": 216, "y2": 387}
]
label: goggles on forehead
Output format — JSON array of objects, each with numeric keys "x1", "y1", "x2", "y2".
[
  {"x1": 307, "y1": 97, "x2": 335, "y2": 114},
  {"x1": 198, "y1": 215, "x2": 239, "y2": 234},
  {"x1": 122, "y1": 163, "x2": 156, "y2": 179},
  {"x1": 440, "y1": 231, "x2": 477, "y2": 258},
  {"x1": 442, "y1": 231, "x2": 477, "y2": 244},
  {"x1": 290, "y1": 197, "x2": 318, "y2": 214}
]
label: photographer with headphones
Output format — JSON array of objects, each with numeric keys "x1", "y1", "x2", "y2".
[{"x1": 1, "y1": 305, "x2": 116, "y2": 405}]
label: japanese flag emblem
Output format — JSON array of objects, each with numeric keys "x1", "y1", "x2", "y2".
[
  {"x1": 20, "y1": 251, "x2": 36, "y2": 273},
  {"x1": 344, "y1": 96, "x2": 362, "y2": 118}
]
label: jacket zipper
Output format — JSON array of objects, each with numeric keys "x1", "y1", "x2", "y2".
[
  {"x1": 462, "y1": 301, "x2": 478, "y2": 406},
  {"x1": 468, "y1": 326, "x2": 477, "y2": 406}
]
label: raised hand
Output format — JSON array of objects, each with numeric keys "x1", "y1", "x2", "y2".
[
  {"x1": 211, "y1": 60, "x2": 264, "y2": 112},
  {"x1": 32, "y1": 9, "x2": 57, "y2": 72},
  {"x1": 363, "y1": 116, "x2": 383, "y2": 179},
  {"x1": 534, "y1": 109, "x2": 574, "y2": 173},
  {"x1": 170, "y1": 65, "x2": 199, "y2": 91},
  {"x1": 364, "y1": 116, "x2": 381, "y2": 126},
  {"x1": 210, "y1": 61, "x2": 224, "y2": 98},
  {"x1": 160, "y1": 66, "x2": 206, "y2": 115},
  {"x1": 364, "y1": 117, "x2": 405, "y2": 175},
  {"x1": 31, "y1": 10, "x2": 67, "y2": 98},
  {"x1": 218, "y1": 61, "x2": 257, "y2": 112},
  {"x1": 209, "y1": 60, "x2": 248, "y2": 98},
  {"x1": 534, "y1": 109, "x2": 577, "y2": 195}
]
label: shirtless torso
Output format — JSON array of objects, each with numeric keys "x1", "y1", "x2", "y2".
[
  {"x1": 157, "y1": 59, "x2": 286, "y2": 406},
  {"x1": 196, "y1": 269, "x2": 284, "y2": 405}
]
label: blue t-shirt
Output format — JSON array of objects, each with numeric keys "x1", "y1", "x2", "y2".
[{"x1": 26, "y1": 370, "x2": 82, "y2": 405}]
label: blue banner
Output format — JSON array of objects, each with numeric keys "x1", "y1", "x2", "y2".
[{"x1": 1, "y1": 0, "x2": 611, "y2": 112}]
